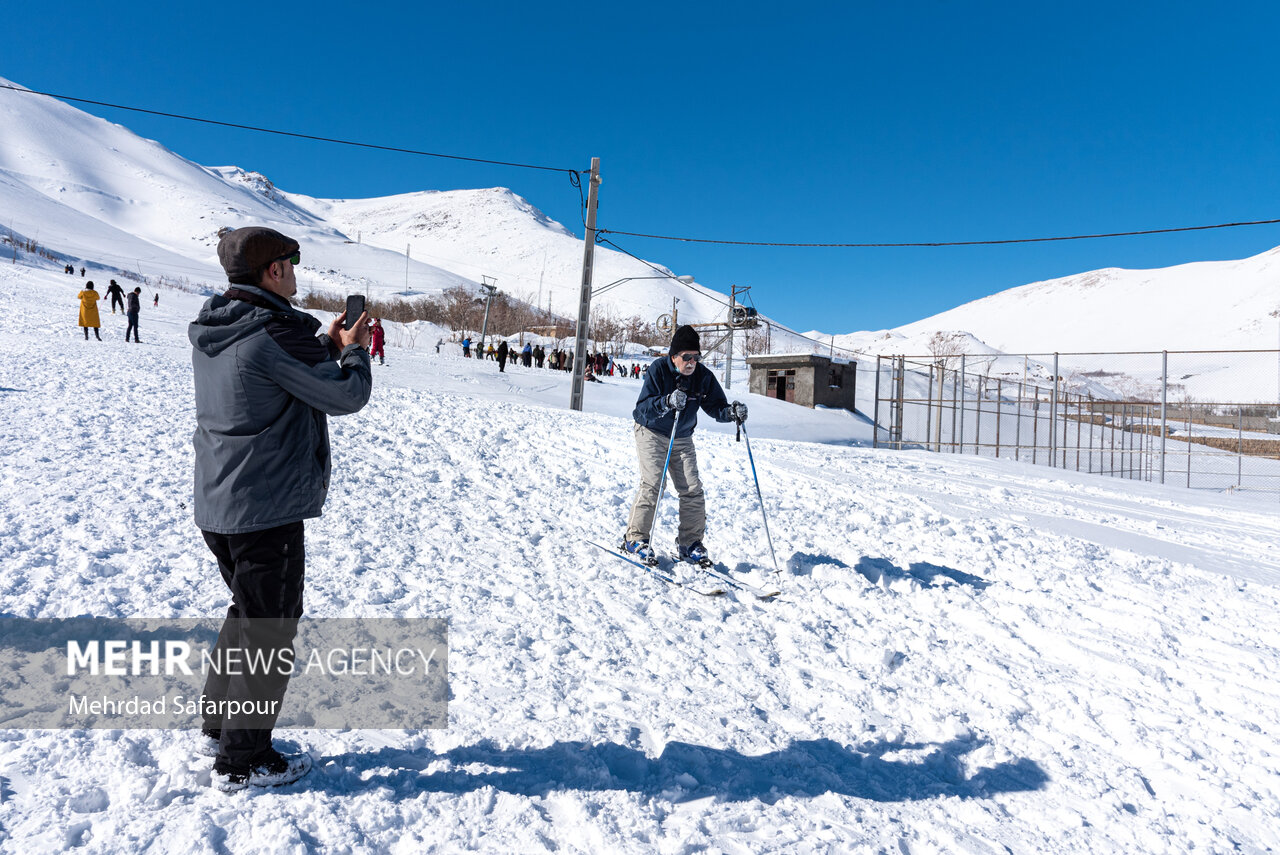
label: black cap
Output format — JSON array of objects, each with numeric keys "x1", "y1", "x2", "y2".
[{"x1": 669, "y1": 324, "x2": 700, "y2": 357}]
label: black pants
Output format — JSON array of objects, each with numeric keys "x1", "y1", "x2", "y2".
[
  {"x1": 82, "y1": 326, "x2": 100, "y2": 340},
  {"x1": 200, "y1": 522, "x2": 305, "y2": 771},
  {"x1": 110, "y1": 296, "x2": 124, "y2": 313},
  {"x1": 125, "y1": 311, "x2": 139, "y2": 342}
]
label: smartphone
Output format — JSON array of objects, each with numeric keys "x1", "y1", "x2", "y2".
[{"x1": 344, "y1": 295, "x2": 365, "y2": 330}]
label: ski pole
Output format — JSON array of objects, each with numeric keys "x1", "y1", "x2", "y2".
[
  {"x1": 646, "y1": 402, "x2": 683, "y2": 547},
  {"x1": 740, "y1": 422, "x2": 781, "y2": 574}
]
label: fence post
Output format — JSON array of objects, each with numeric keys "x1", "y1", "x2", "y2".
[
  {"x1": 925, "y1": 364, "x2": 935, "y2": 452},
  {"x1": 1015, "y1": 379, "x2": 1024, "y2": 461},
  {"x1": 995, "y1": 378, "x2": 1003, "y2": 458},
  {"x1": 935, "y1": 362, "x2": 946, "y2": 452},
  {"x1": 951, "y1": 363, "x2": 959, "y2": 453},
  {"x1": 1049, "y1": 354, "x2": 1059, "y2": 467},
  {"x1": 873, "y1": 355, "x2": 881, "y2": 449},
  {"x1": 959, "y1": 355, "x2": 967, "y2": 454},
  {"x1": 1238, "y1": 404, "x2": 1244, "y2": 488},
  {"x1": 1159, "y1": 351, "x2": 1168, "y2": 485}
]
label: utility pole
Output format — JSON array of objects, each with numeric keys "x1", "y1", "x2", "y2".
[
  {"x1": 725, "y1": 287, "x2": 736, "y2": 391},
  {"x1": 570, "y1": 157, "x2": 601, "y2": 412},
  {"x1": 672, "y1": 297, "x2": 680, "y2": 329},
  {"x1": 404, "y1": 243, "x2": 410, "y2": 294},
  {"x1": 478, "y1": 277, "x2": 499, "y2": 352}
]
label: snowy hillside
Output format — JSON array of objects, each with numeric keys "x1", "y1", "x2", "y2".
[
  {"x1": 0, "y1": 78, "x2": 733, "y2": 329},
  {"x1": 890, "y1": 248, "x2": 1280, "y2": 353},
  {"x1": 2, "y1": 264, "x2": 1279, "y2": 852}
]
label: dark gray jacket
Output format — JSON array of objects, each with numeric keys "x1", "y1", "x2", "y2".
[{"x1": 189, "y1": 285, "x2": 372, "y2": 534}]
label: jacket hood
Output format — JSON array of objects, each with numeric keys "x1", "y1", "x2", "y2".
[{"x1": 189, "y1": 285, "x2": 308, "y2": 357}]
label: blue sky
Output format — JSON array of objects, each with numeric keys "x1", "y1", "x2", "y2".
[{"x1": 8, "y1": 1, "x2": 1280, "y2": 334}]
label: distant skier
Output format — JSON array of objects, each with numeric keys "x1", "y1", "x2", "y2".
[
  {"x1": 522, "y1": 342, "x2": 533, "y2": 368},
  {"x1": 496, "y1": 339, "x2": 509, "y2": 372},
  {"x1": 125, "y1": 287, "x2": 141, "y2": 343},
  {"x1": 462, "y1": 337, "x2": 472, "y2": 358},
  {"x1": 153, "y1": 293, "x2": 159, "y2": 308},
  {"x1": 105, "y1": 279, "x2": 125, "y2": 314},
  {"x1": 369, "y1": 318, "x2": 386, "y2": 365},
  {"x1": 621, "y1": 325, "x2": 747, "y2": 565},
  {"x1": 77, "y1": 282, "x2": 102, "y2": 340}
]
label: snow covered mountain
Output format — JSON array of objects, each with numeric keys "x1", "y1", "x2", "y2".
[
  {"x1": 0, "y1": 77, "x2": 731, "y2": 327},
  {"x1": 891, "y1": 249, "x2": 1280, "y2": 353}
]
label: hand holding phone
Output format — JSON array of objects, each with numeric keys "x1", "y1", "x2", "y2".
[{"x1": 344, "y1": 295, "x2": 365, "y2": 330}]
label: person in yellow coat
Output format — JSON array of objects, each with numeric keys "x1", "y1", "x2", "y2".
[{"x1": 78, "y1": 281, "x2": 102, "y2": 340}]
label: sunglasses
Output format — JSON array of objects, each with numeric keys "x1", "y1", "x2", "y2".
[
  {"x1": 275, "y1": 252, "x2": 301, "y2": 265},
  {"x1": 676, "y1": 352, "x2": 701, "y2": 362}
]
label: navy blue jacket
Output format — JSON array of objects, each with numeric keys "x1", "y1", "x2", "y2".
[{"x1": 633, "y1": 356, "x2": 732, "y2": 438}]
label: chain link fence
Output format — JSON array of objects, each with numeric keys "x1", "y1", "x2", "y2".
[{"x1": 871, "y1": 350, "x2": 1280, "y2": 497}]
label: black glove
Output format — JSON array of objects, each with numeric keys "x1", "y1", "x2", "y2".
[
  {"x1": 730, "y1": 401, "x2": 748, "y2": 422},
  {"x1": 665, "y1": 389, "x2": 688, "y2": 412}
]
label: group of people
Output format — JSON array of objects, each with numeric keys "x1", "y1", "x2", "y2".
[
  {"x1": 76, "y1": 279, "x2": 152, "y2": 342},
  {"x1": 185, "y1": 225, "x2": 746, "y2": 794},
  {"x1": 478, "y1": 340, "x2": 651, "y2": 382}
]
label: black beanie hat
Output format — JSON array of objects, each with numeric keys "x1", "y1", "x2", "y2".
[
  {"x1": 217, "y1": 227, "x2": 299, "y2": 284},
  {"x1": 669, "y1": 324, "x2": 700, "y2": 357}
]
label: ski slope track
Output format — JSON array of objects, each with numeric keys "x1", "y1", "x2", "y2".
[{"x1": 1, "y1": 265, "x2": 1278, "y2": 853}]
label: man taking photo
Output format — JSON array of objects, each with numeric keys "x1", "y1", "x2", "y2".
[{"x1": 189, "y1": 226, "x2": 372, "y2": 792}]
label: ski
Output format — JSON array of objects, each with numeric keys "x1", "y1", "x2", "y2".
[
  {"x1": 587, "y1": 541, "x2": 727, "y2": 597},
  {"x1": 681, "y1": 558, "x2": 780, "y2": 600}
]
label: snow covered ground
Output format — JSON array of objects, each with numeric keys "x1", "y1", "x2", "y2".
[{"x1": 1, "y1": 264, "x2": 1279, "y2": 853}]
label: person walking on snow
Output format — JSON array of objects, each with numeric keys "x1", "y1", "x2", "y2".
[
  {"x1": 77, "y1": 282, "x2": 102, "y2": 340},
  {"x1": 189, "y1": 226, "x2": 372, "y2": 793},
  {"x1": 369, "y1": 318, "x2": 386, "y2": 365},
  {"x1": 496, "y1": 339, "x2": 509, "y2": 372},
  {"x1": 125, "y1": 287, "x2": 141, "y2": 343},
  {"x1": 106, "y1": 280, "x2": 126, "y2": 314},
  {"x1": 621, "y1": 325, "x2": 747, "y2": 565}
]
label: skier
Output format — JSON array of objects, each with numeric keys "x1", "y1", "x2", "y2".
[
  {"x1": 105, "y1": 280, "x2": 126, "y2": 314},
  {"x1": 153, "y1": 293, "x2": 159, "y2": 308},
  {"x1": 77, "y1": 282, "x2": 102, "y2": 340},
  {"x1": 124, "y1": 287, "x2": 141, "y2": 343},
  {"x1": 621, "y1": 325, "x2": 747, "y2": 565},
  {"x1": 190, "y1": 226, "x2": 372, "y2": 792},
  {"x1": 369, "y1": 318, "x2": 386, "y2": 365},
  {"x1": 496, "y1": 339, "x2": 509, "y2": 372}
]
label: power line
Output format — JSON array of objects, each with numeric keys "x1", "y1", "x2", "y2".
[
  {"x1": 0, "y1": 83, "x2": 582, "y2": 178},
  {"x1": 597, "y1": 217, "x2": 1280, "y2": 248}
]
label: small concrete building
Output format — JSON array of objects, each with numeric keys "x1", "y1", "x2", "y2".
[{"x1": 746, "y1": 353, "x2": 857, "y2": 411}]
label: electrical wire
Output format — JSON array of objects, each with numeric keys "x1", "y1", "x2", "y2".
[
  {"x1": 597, "y1": 217, "x2": 1280, "y2": 248},
  {"x1": 0, "y1": 83, "x2": 582, "y2": 179}
]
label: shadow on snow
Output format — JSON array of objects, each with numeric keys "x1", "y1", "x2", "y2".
[
  {"x1": 315, "y1": 736, "x2": 1046, "y2": 804},
  {"x1": 788, "y1": 553, "x2": 991, "y2": 592}
]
